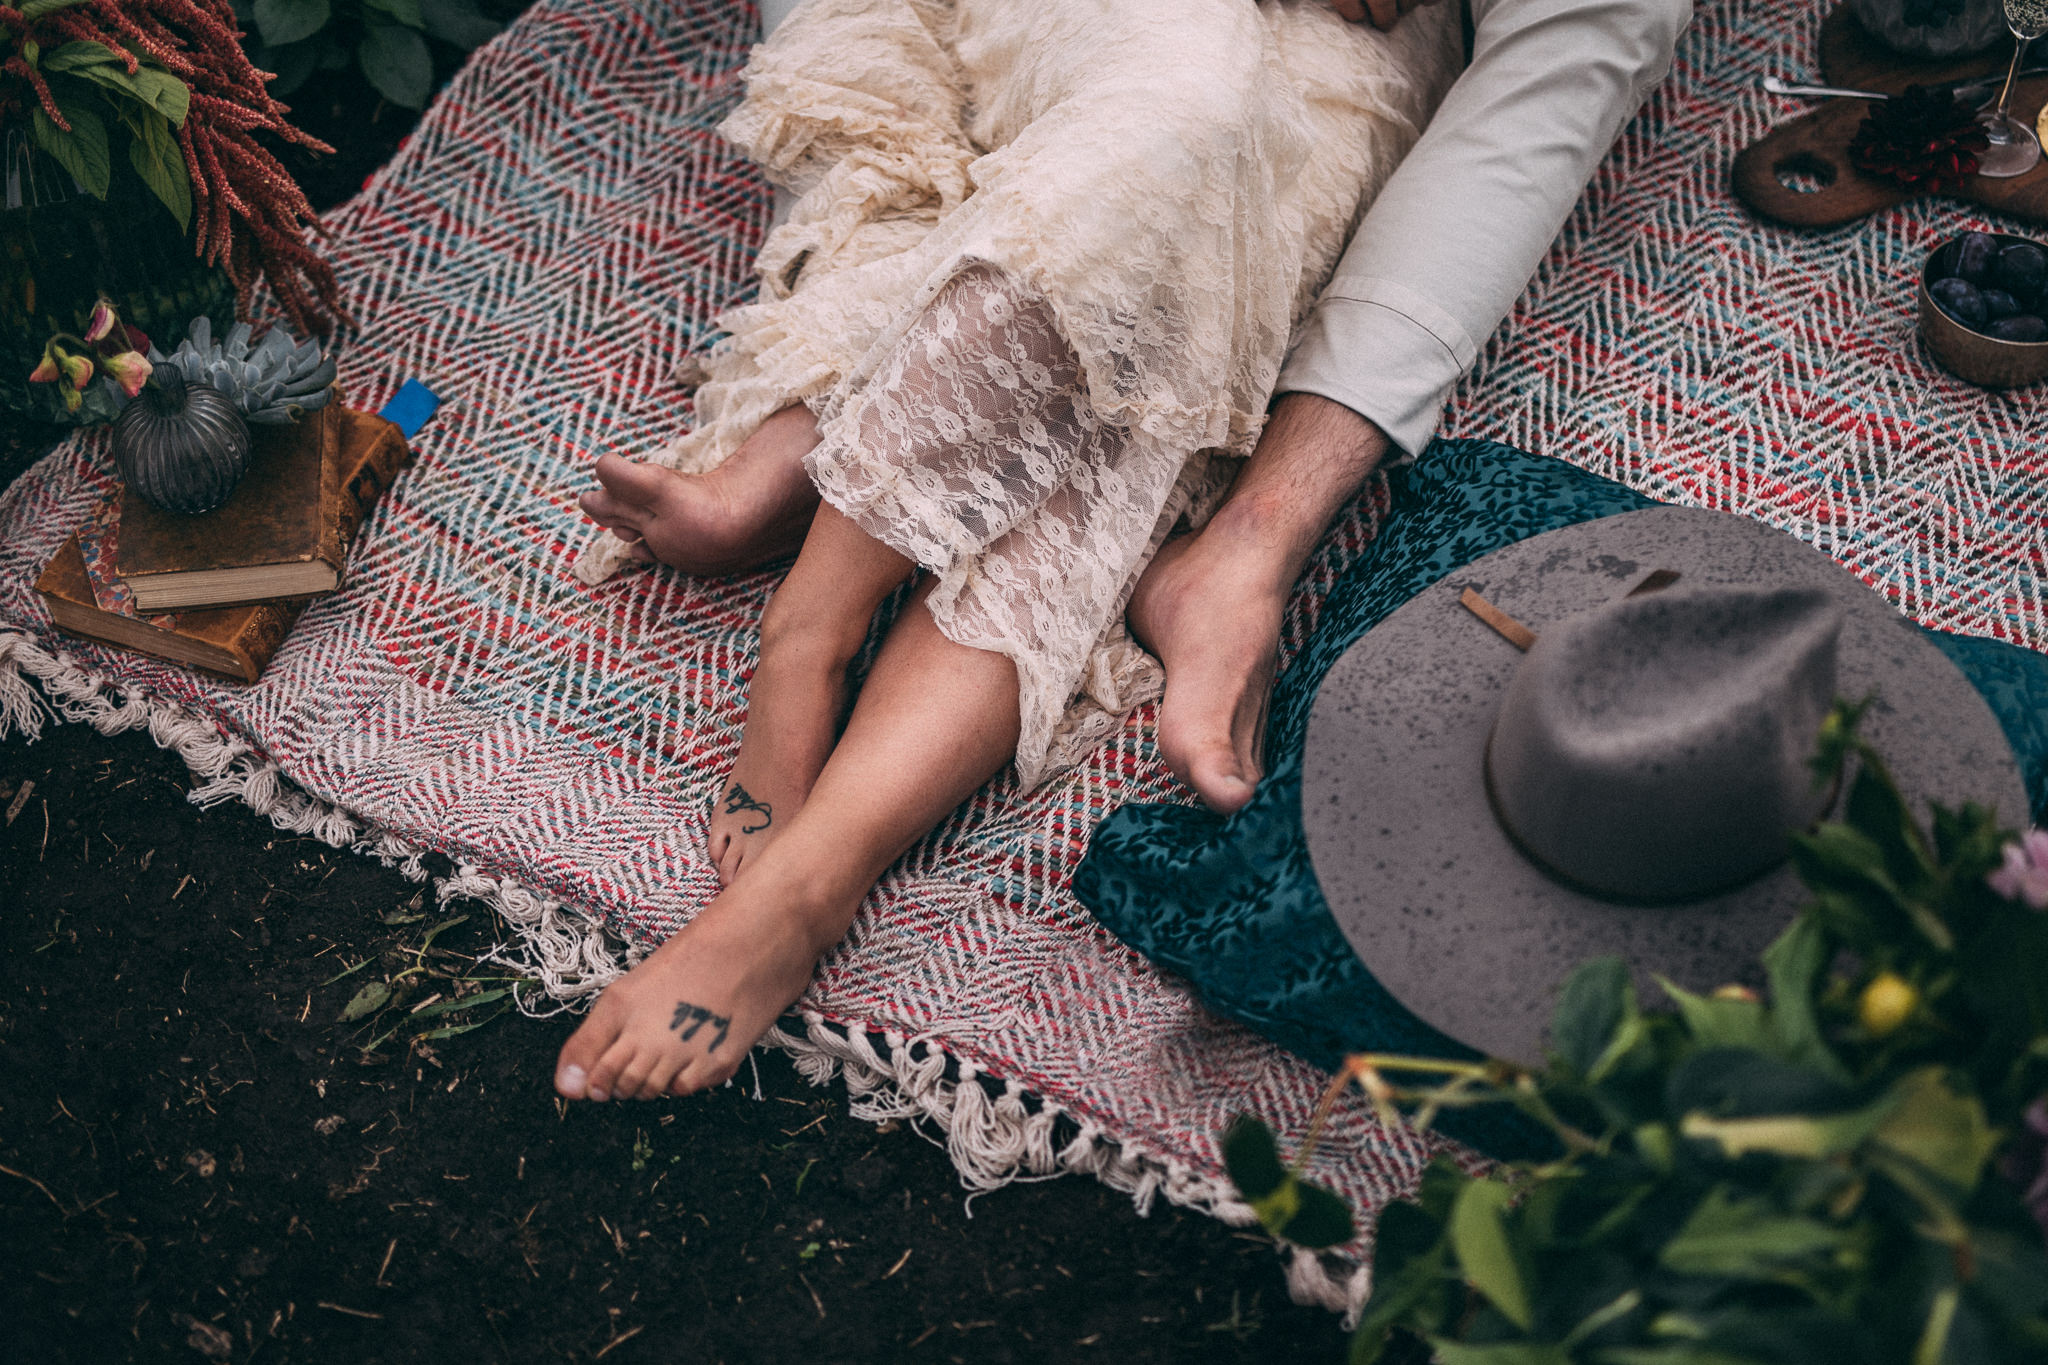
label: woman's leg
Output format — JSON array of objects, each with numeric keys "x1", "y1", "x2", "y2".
[
  {"x1": 705, "y1": 502, "x2": 916, "y2": 883},
  {"x1": 581, "y1": 403, "x2": 824, "y2": 576},
  {"x1": 555, "y1": 586, "x2": 1021, "y2": 1101}
]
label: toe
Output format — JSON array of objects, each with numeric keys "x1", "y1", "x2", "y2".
[
  {"x1": 1179, "y1": 736, "x2": 1258, "y2": 814},
  {"x1": 613, "y1": 1046, "x2": 662, "y2": 1103},
  {"x1": 556, "y1": 996, "x2": 628, "y2": 1100},
  {"x1": 588, "y1": 1033, "x2": 644, "y2": 1103},
  {"x1": 581, "y1": 486, "x2": 646, "y2": 534},
  {"x1": 594, "y1": 453, "x2": 672, "y2": 507},
  {"x1": 638, "y1": 1052, "x2": 690, "y2": 1101}
]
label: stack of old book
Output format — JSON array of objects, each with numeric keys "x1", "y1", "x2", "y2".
[{"x1": 35, "y1": 401, "x2": 414, "y2": 683}]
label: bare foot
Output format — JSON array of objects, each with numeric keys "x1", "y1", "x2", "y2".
[
  {"x1": 705, "y1": 591, "x2": 872, "y2": 885},
  {"x1": 581, "y1": 404, "x2": 822, "y2": 576},
  {"x1": 553, "y1": 871, "x2": 844, "y2": 1101},
  {"x1": 1128, "y1": 529, "x2": 1286, "y2": 814}
]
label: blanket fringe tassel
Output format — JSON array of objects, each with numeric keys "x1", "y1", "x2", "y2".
[{"x1": 0, "y1": 629, "x2": 1372, "y2": 1318}]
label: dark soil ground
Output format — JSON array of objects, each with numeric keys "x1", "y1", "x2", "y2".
[
  {"x1": 0, "y1": 720, "x2": 1356, "y2": 1364},
  {"x1": 0, "y1": 21, "x2": 1366, "y2": 1363}
]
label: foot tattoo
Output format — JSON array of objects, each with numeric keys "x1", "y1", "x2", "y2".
[
  {"x1": 722, "y1": 782, "x2": 773, "y2": 835},
  {"x1": 670, "y1": 1001, "x2": 732, "y2": 1052}
]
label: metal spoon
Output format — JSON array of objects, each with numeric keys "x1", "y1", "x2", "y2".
[{"x1": 1761, "y1": 70, "x2": 2048, "y2": 103}]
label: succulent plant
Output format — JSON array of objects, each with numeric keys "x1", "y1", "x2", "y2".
[{"x1": 149, "y1": 317, "x2": 337, "y2": 426}]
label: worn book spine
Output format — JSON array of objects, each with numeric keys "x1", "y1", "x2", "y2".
[
  {"x1": 36, "y1": 534, "x2": 306, "y2": 684},
  {"x1": 323, "y1": 409, "x2": 412, "y2": 565}
]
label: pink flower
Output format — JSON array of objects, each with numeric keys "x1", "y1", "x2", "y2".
[
  {"x1": 84, "y1": 299, "x2": 116, "y2": 344},
  {"x1": 1989, "y1": 829, "x2": 2048, "y2": 909},
  {"x1": 100, "y1": 349, "x2": 153, "y2": 398},
  {"x1": 29, "y1": 351, "x2": 60, "y2": 384},
  {"x1": 56, "y1": 348, "x2": 93, "y2": 392}
]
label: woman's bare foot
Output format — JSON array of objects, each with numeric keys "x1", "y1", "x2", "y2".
[
  {"x1": 581, "y1": 404, "x2": 822, "y2": 576},
  {"x1": 1127, "y1": 529, "x2": 1285, "y2": 814},
  {"x1": 553, "y1": 868, "x2": 848, "y2": 1101},
  {"x1": 705, "y1": 623, "x2": 851, "y2": 885}
]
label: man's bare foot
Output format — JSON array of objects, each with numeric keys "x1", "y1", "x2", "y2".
[
  {"x1": 553, "y1": 870, "x2": 845, "y2": 1101},
  {"x1": 581, "y1": 404, "x2": 822, "y2": 576},
  {"x1": 1128, "y1": 529, "x2": 1286, "y2": 814}
]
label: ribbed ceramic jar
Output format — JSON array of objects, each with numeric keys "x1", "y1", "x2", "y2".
[{"x1": 112, "y1": 370, "x2": 254, "y2": 515}]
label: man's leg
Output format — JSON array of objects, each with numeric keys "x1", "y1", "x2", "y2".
[
  {"x1": 1128, "y1": 393, "x2": 1389, "y2": 813},
  {"x1": 555, "y1": 587, "x2": 1020, "y2": 1102},
  {"x1": 581, "y1": 403, "x2": 823, "y2": 576}
]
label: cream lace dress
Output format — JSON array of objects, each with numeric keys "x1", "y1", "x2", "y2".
[{"x1": 575, "y1": 0, "x2": 1461, "y2": 787}]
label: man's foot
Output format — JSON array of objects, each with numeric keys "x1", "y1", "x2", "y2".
[
  {"x1": 581, "y1": 404, "x2": 822, "y2": 576},
  {"x1": 553, "y1": 872, "x2": 842, "y2": 1101},
  {"x1": 1128, "y1": 529, "x2": 1287, "y2": 815}
]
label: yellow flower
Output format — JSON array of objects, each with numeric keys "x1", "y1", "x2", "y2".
[{"x1": 1857, "y1": 972, "x2": 1918, "y2": 1037}]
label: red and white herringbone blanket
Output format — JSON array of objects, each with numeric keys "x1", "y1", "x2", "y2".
[{"x1": 1, "y1": 0, "x2": 2042, "y2": 1310}]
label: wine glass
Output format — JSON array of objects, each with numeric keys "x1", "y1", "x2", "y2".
[{"x1": 1978, "y1": 0, "x2": 2048, "y2": 179}]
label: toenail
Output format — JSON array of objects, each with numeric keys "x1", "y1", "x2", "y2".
[
  {"x1": 557, "y1": 1064, "x2": 587, "y2": 1097},
  {"x1": 588, "y1": 1085, "x2": 610, "y2": 1102}
]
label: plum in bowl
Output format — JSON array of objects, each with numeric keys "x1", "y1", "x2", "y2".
[{"x1": 1920, "y1": 230, "x2": 2048, "y2": 390}]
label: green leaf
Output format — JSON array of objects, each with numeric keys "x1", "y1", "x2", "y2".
[
  {"x1": 254, "y1": 38, "x2": 325, "y2": 96},
  {"x1": 68, "y1": 62, "x2": 191, "y2": 127},
  {"x1": 1760, "y1": 917, "x2": 1845, "y2": 1079},
  {"x1": 416, "y1": 1010, "x2": 505, "y2": 1041},
  {"x1": 418, "y1": 914, "x2": 469, "y2": 952},
  {"x1": 38, "y1": 41, "x2": 126, "y2": 72},
  {"x1": 31, "y1": 98, "x2": 110, "y2": 198},
  {"x1": 1221, "y1": 1115, "x2": 1287, "y2": 1199},
  {"x1": 1656, "y1": 1187, "x2": 1849, "y2": 1279},
  {"x1": 1679, "y1": 1089, "x2": 1896, "y2": 1161},
  {"x1": 1595, "y1": 1350, "x2": 1770, "y2": 1365},
  {"x1": 404, "y1": 987, "x2": 512, "y2": 1024},
  {"x1": 128, "y1": 109, "x2": 191, "y2": 233},
  {"x1": 1844, "y1": 759, "x2": 1931, "y2": 890},
  {"x1": 340, "y1": 980, "x2": 393, "y2": 1021},
  {"x1": 364, "y1": 0, "x2": 425, "y2": 28},
  {"x1": 1660, "y1": 979, "x2": 1773, "y2": 1054},
  {"x1": 1351, "y1": 1240, "x2": 1447, "y2": 1365},
  {"x1": 253, "y1": 0, "x2": 332, "y2": 48},
  {"x1": 1430, "y1": 1343, "x2": 1571, "y2": 1365},
  {"x1": 21, "y1": 0, "x2": 92, "y2": 19},
  {"x1": 358, "y1": 24, "x2": 433, "y2": 108},
  {"x1": 1552, "y1": 956, "x2": 1631, "y2": 1076},
  {"x1": 1448, "y1": 1179, "x2": 1533, "y2": 1331},
  {"x1": 419, "y1": 0, "x2": 502, "y2": 49},
  {"x1": 1868, "y1": 1068, "x2": 1998, "y2": 1190},
  {"x1": 1279, "y1": 1180, "x2": 1355, "y2": 1250}
]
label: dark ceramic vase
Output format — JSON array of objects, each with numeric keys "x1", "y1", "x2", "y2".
[{"x1": 113, "y1": 369, "x2": 253, "y2": 515}]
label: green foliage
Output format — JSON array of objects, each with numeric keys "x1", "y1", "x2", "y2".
[
  {"x1": 1226, "y1": 702, "x2": 2048, "y2": 1364},
  {"x1": 234, "y1": 0, "x2": 500, "y2": 110},
  {"x1": 16, "y1": 36, "x2": 195, "y2": 228},
  {"x1": 1223, "y1": 1115, "x2": 1357, "y2": 1250}
]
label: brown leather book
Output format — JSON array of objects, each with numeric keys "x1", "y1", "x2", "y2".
[
  {"x1": 116, "y1": 403, "x2": 412, "y2": 613},
  {"x1": 36, "y1": 525, "x2": 306, "y2": 685}
]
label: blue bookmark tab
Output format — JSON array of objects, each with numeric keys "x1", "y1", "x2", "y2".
[{"x1": 377, "y1": 380, "x2": 441, "y2": 439}]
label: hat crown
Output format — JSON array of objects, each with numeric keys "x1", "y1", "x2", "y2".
[{"x1": 1485, "y1": 586, "x2": 1843, "y2": 903}]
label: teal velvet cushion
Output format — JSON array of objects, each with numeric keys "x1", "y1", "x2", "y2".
[{"x1": 1072, "y1": 440, "x2": 2048, "y2": 1154}]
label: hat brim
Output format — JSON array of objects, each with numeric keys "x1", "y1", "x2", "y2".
[{"x1": 1301, "y1": 507, "x2": 2027, "y2": 1066}]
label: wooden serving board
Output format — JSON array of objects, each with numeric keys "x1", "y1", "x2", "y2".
[{"x1": 1733, "y1": 6, "x2": 2048, "y2": 228}]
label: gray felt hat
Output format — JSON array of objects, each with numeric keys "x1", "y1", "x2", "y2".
[{"x1": 1302, "y1": 506, "x2": 2026, "y2": 1067}]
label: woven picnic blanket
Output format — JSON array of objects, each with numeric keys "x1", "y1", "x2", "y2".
[{"x1": 0, "y1": 0, "x2": 2042, "y2": 1312}]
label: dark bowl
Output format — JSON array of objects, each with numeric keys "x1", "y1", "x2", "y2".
[{"x1": 1919, "y1": 232, "x2": 2048, "y2": 390}]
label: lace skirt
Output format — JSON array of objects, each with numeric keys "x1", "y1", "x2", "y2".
[{"x1": 575, "y1": 0, "x2": 1460, "y2": 787}]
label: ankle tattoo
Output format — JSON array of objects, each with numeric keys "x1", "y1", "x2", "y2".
[
  {"x1": 669, "y1": 1001, "x2": 732, "y2": 1052},
  {"x1": 723, "y1": 782, "x2": 773, "y2": 834}
]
